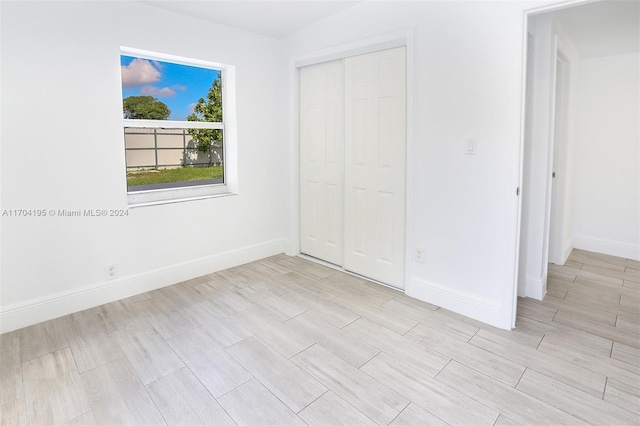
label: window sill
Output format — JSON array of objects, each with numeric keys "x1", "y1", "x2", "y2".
[{"x1": 127, "y1": 184, "x2": 235, "y2": 208}]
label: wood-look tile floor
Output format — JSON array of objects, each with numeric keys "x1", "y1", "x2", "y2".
[{"x1": 1, "y1": 249, "x2": 638, "y2": 425}]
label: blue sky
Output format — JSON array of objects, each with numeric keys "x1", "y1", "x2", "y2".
[{"x1": 121, "y1": 55, "x2": 220, "y2": 121}]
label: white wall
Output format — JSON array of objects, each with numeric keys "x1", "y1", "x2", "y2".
[
  {"x1": 284, "y1": 1, "x2": 554, "y2": 329},
  {"x1": 0, "y1": 1, "x2": 288, "y2": 332},
  {"x1": 571, "y1": 52, "x2": 640, "y2": 259}
]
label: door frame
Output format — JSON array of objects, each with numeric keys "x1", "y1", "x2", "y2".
[
  {"x1": 287, "y1": 29, "x2": 414, "y2": 290},
  {"x1": 514, "y1": 0, "x2": 591, "y2": 325},
  {"x1": 548, "y1": 51, "x2": 571, "y2": 265},
  {"x1": 539, "y1": 34, "x2": 560, "y2": 285}
]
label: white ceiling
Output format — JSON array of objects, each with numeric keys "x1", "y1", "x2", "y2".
[
  {"x1": 143, "y1": 0, "x2": 639, "y2": 57},
  {"x1": 552, "y1": 0, "x2": 639, "y2": 58},
  {"x1": 142, "y1": 1, "x2": 359, "y2": 39}
]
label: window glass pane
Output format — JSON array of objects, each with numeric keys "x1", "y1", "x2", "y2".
[
  {"x1": 121, "y1": 55, "x2": 222, "y2": 122},
  {"x1": 125, "y1": 127, "x2": 224, "y2": 192},
  {"x1": 121, "y1": 54, "x2": 225, "y2": 194}
]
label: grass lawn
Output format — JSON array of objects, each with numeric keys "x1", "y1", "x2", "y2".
[{"x1": 127, "y1": 166, "x2": 223, "y2": 187}]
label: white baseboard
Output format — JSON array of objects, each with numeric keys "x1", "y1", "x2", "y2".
[
  {"x1": 560, "y1": 238, "x2": 573, "y2": 265},
  {"x1": 0, "y1": 239, "x2": 287, "y2": 334},
  {"x1": 525, "y1": 276, "x2": 546, "y2": 300},
  {"x1": 406, "y1": 278, "x2": 509, "y2": 330},
  {"x1": 573, "y1": 235, "x2": 640, "y2": 261}
]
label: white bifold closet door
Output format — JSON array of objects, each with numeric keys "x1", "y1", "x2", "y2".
[
  {"x1": 299, "y1": 59, "x2": 345, "y2": 266},
  {"x1": 344, "y1": 47, "x2": 406, "y2": 288},
  {"x1": 299, "y1": 47, "x2": 406, "y2": 289}
]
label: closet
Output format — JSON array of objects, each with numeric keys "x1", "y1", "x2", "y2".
[{"x1": 299, "y1": 46, "x2": 407, "y2": 289}]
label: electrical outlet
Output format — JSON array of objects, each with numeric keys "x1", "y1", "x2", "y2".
[
  {"x1": 105, "y1": 264, "x2": 118, "y2": 280},
  {"x1": 415, "y1": 247, "x2": 425, "y2": 263}
]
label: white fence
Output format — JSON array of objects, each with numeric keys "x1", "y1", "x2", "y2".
[{"x1": 124, "y1": 128, "x2": 223, "y2": 170}]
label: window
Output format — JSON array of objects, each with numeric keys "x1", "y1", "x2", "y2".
[{"x1": 120, "y1": 48, "x2": 236, "y2": 206}]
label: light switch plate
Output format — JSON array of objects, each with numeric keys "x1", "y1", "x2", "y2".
[{"x1": 466, "y1": 138, "x2": 477, "y2": 155}]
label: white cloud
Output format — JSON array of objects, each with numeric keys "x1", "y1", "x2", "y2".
[
  {"x1": 121, "y1": 59, "x2": 161, "y2": 88},
  {"x1": 140, "y1": 85, "x2": 176, "y2": 98},
  {"x1": 188, "y1": 102, "x2": 197, "y2": 112},
  {"x1": 172, "y1": 84, "x2": 187, "y2": 91}
]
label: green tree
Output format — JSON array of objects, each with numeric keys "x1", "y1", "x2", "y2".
[
  {"x1": 187, "y1": 76, "x2": 223, "y2": 155},
  {"x1": 123, "y1": 96, "x2": 171, "y2": 120}
]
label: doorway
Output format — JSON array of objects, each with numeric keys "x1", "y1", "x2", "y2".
[
  {"x1": 518, "y1": 0, "x2": 639, "y2": 304},
  {"x1": 299, "y1": 47, "x2": 407, "y2": 289},
  {"x1": 518, "y1": 10, "x2": 571, "y2": 300}
]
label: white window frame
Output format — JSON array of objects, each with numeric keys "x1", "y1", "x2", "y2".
[{"x1": 121, "y1": 47, "x2": 237, "y2": 207}]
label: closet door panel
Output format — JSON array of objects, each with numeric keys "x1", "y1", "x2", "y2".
[
  {"x1": 344, "y1": 47, "x2": 407, "y2": 288},
  {"x1": 299, "y1": 60, "x2": 345, "y2": 266}
]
